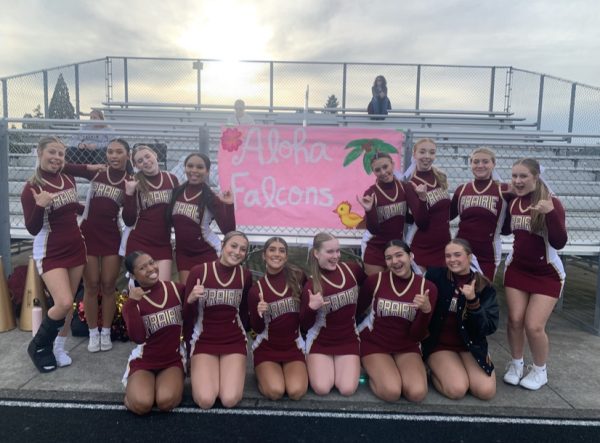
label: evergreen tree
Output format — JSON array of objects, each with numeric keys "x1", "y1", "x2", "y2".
[
  {"x1": 48, "y1": 74, "x2": 75, "y2": 119},
  {"x1": 324, "y1": 94, "x2": 339, "y2": 114},
  {"x1": 22, "y1": 105, "x2": 45, "y2": 129}
]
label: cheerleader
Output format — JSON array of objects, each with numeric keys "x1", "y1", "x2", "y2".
[
  {"x1": 183, "y1": 231, "x2": 253, "y2": 409},
  {"x1": 300, "y1": 232, "x2": 367, "y2": 396},
  {"x1": 357, "y1": 240, "x2": 437, "y2": 402},
  {"x1": 21, "y1": 137, "x2": 87, "y2": 373},
  {"x1": 248, "y1": 237, "x2": 308, "y2": 401},
  {"x1": 63, "y1": 138, "x2": 132, "y2": 352},
  {"x1": 503, "y1": 158, "x2": 567, "y2": 390},
  {"x1": 403, "y1": 139, "x2": 451, "y2": 270},
  {"x1": 123, "y1": 145, "x2": 178, "y2": 280},
  {"x1": 423, "y1": 238, "x2": 498, "y2": 400},
  {"x1": 450, "y1": 147, "x2": 511, "y2": 281},
  {"x1": 166, "y1": 153, "x2": 236, "y2": 284},
  {"x1": 121, "y1": 251, "x2": 190, "y2": 415},
  {"x1": 357, "y1": 151, "x2": 428, "y2": 275}
]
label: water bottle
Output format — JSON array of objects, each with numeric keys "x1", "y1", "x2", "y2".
[{"x1": 32, "y1": 299, "x2": 42, "y2": 336}]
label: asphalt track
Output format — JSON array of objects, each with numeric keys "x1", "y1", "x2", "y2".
[{"x1": 1, "y1": 400, "x2": 599, "y2": 443}]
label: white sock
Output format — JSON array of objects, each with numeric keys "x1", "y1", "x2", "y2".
[
  {"x1": 512, "y1": 358, "x2": 524, "y2": 366},
  {"x1": 533, "y1": 363, "x2": 547, "y2": 372},
  {"x1": 89, "y1": 328, "x2": 100, "y2": 337},
  {"x1": 101, "y1": 327, "x2": 111, "y2": 336},
  {"x1": 54, "y1": 336, "x2": 67, "y2": 350}
]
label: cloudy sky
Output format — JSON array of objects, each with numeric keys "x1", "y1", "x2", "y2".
[{"x1": 1, "y1": 0, "x2": 599, "y2": 86}]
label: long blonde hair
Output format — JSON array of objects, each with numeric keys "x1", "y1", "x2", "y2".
[
  {"x1": 413, "y1": 138, "x2": 448, "y2": 190},
  {"x1": 132, "y1": 145, "x2": 159, "y2": 194},
  {"x1": 513, "y1": 158, "x2": 550, "y2": 233},
  {"x1": 29, "y1": 136, "x2": 65, "y2": 187},
  {"x1": 308, "y1": 232, "x2": 337, "y2": 295}
]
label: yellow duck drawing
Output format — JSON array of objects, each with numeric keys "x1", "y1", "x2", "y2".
[{"x1": 333, "y1": 201, "x2": 365, "y2": 229}]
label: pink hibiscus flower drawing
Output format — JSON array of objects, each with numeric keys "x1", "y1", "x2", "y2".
[{"x1": 221, "y1": 127, "x2": 243, "y2": 152}]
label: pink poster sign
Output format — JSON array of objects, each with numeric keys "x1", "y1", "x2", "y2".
[{"x1": 218, "y1": 126, "x2": 405, "y2": 229}]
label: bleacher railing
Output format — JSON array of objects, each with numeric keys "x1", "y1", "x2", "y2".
[{"x1": 2, "y1": 57, "x2": 599, "y2": 135}]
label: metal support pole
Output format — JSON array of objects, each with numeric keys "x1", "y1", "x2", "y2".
[
  {"x1": 193, "y1": 60, "x2": 202, "y2": 109},
  {"x1": 488, "y1": 67, "x2": 496, "y2": 113},
  {"x1": 594, "y1": 254, "x2": 600, "y2": 335},
  {"x1": 0, "y1": 119, "x2": 11, "y2": 273},
  {"x1": 567, "y1": 83, "x2": 577, "y2": 134},
  {"x1": 123, "y1": 58, "x2": 129, "y2": 104},
  {"x1": 1, "y1": 79, "x2": 7, "y2": 118},
  {"x1": 536, "y1": 74, "x2": 545, "y2": 130},
  {"x1": 43, "y1": 70, "x2": 49, "y2": 117},
  {"x1": 74, "y1": 64, "x2": 80, "y2": 117},
  {"x1": 269, "y1": 62, "x2": 274, "y2": 112},
  {"x1": 342, "y1": 63, "x2": 347, "y2": 113},
  {"x1": 415, "y1": 65, "x2": 421, "y2": 110}
]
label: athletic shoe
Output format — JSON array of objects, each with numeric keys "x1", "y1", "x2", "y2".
[
  {"x1": 519, "y1": 365, "x2": 548, "y2": 390},
  {"x1": 503, "y1": 361, "x2": 524, "y2": 385},
  {"x1": 88, "y1": 334, "x2": 101, "y2": 353},
  {"x1": 53, "y1": 346, "x2": 72, "y2": 368},
  {"x1": 100, "y1": 333, "x2": 113, "y2": 351}
]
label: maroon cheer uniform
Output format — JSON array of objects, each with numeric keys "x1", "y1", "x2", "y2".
[
  {"x1": 121, "y1": 280, "x2": 185, "y2": 385},
  {"x1": 406, "y1": 170, "x2": 451, "y2": 268},
  {"x1": 450, "y1": 179, "x2": 511, "y2": 280},
  {"x1": 122, "y1": 171, "x2": 178, "y2": 260},
  {"x1": 357, "y1": 271, "x2": 437, "y2": 356},
  {"x1": 63, "y1": 164, "x2": 131, "y2": 256},
  {"x1": 21, "y1": 170, "x2": 87, "y2": 274},
  {"x1": 183, "y1": 260, "x2": 253, "y2": 356},
  {"x1": 172, "y1": 183, "x2": 236, "y2": 271},
  {"x1": 362, "y1": 179, "x2": 428, "y2": 267},
  {"x1": 300, "y1": 262, "x2": 366, "y2": 356},
  {"x1": 248, "y1": 270, "x2": 307, "y2": 366},
  {"x1": 504, "y1": 194, "x2": 567, "y2": 298}
]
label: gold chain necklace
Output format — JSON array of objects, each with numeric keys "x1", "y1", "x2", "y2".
[
  {"x1": 213, "y1": 261, "x2": 237, "y2": 287},
  {"x1": 375, "y1": 179, "x2": 399, "y2": 202},
  {"x1": 184, "y1": 186, "x2": 203, "y2": 202},
  {"x1": 390, "y1": 271, "x2": 415, "y2": 297},
  {"x1": 106, "y1": 168, "x2": 127, "y2": 186},
  {"x1": 265, "y1": 273, "x2": 288, "y2": 297},
  {"x1": 142, "y1": 281, "x2": 169, "y2": 309},
  {"x1": 42, "y1": 173, "x2": 65, "y2": 190},
  {"x1": 146, "y1": 172, "x2": 164, "y2": 190},
  {"x1": 321, "y1": 265, "x2": 346, "y2": 289},
  {"x1": 472, "y1": 179, "x2": 493, "y2": 195}
]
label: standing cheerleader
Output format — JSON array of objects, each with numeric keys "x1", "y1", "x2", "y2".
[
  {"x1": 450, "y1": 147, "x2": 511, "y2": 281},
  {"x1": 423, "y1": 238, "x2": 499, "y2": 400},
  {"x1": 404, "y1": 139, "x2": 451, "y2": 270},
  {"x1": 357, "y1": 152, "x2": 428, "y2": 275},
  {"x1": 300, "y1": 232, "x2": 367, "y2": 396},
  {"x1": 248, "y1": 237, "x2": 308, "y2": 401},
  {"x1": 166, "y1": 153, "x2": 236, "y2": 284},
  {"x1": 21, "y1": 137, "x2": 87, "y2": 373},
  {"x1": 122, "y1": 251, "x2": 189, "y2": 415},
  {"x1": 123, "y1": 145, "x2": 178, "y2": 280},
  {"x1": 184, "y1": 231, "x2": 253, "y2": 409},
  {"x1": 357, "y1": 240, "x2": 437, "y2": 402},
  {"x1": 503, "y1": 158, "x2": 567, "y2": 390},
  {"x1": 63, "y1": 138, "x2": 133, "y2": 352}
]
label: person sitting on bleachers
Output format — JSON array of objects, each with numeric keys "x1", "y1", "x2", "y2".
[
  {"x1": 66, "y1": 110, "x2": 112, "y2": 164},
  {"x1": 227, "y1": 99, "x2": 255, "y2": 126}
]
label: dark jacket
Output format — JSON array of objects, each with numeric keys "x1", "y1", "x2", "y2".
[{"x1": 422, "y1": 267, "x2": 499, "y2": 375}]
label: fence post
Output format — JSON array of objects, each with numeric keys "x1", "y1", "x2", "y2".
[
  {"x1": 43, "y1": 70, "x2": 49, "y2": 117},
  {"x1": 74, "y1": 64, "x2": 80, "y2": 117},
  {"x1": 269, "y1": 62, "x2": 274, "y2": 112},
  {"x1": 342, "y1": 63, "x2": 347, "y2": 113},
  {"x1": 536, "y1": 74, "x2": 545, "y2": 130},
  {"x1": 488, "y1": 67, "x2": 496, "y2": 113},
  {"x1": 123, "y1": 58, "x2": 129, "y2": 105},
  {"x1": 595, "y1": 255, "x2": 600, "y2": 335},
  {"x1": 0, "y1": 119, "x2": 11, "y2": 272},
  {"x1": 1, "y1": 79, "x2": 7, "y2": 118},
  {"x1": 567, "y1": 82, "x2": 577, "y2": 135},
  {"x1": 415, "y1": 65, "x2": 421, "y2": 110},
  {"x1": 193, "y1": 60, "x2": 202, "y2": 109}
]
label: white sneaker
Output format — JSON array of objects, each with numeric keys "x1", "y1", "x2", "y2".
[
  {"x1": 503, "y1": 361, "x2": 524, "y2": 386},
  {"x1": 53, "y1": 347, "x2": 72, "y2": 367},
  {"x1": 88, "y1": 334, "x2": 101, "y2": 353},
  {"x1": 100, "y1": 333, "x2": 113, "y2": 351},
  {"x1": 519, "y1": 365, "x2": 548, "y2": 390}
]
